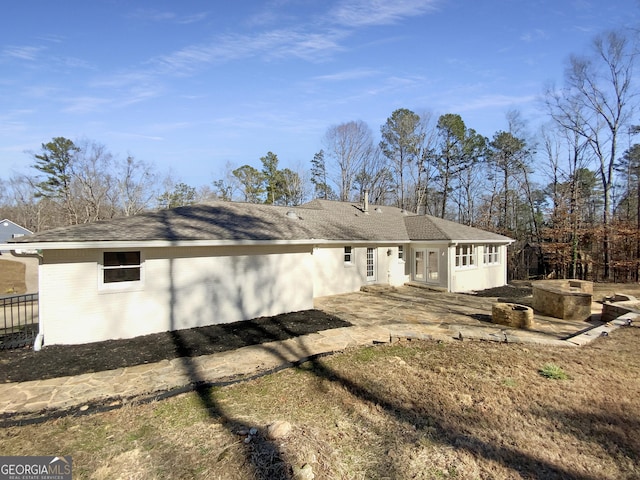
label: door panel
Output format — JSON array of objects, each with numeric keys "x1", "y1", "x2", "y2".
[
  {"x1": 414, "y1": 250, "x2": 425, "y2": 280},
  {"x1": 366, "y1": 247, "x2": 376, "y2": 281},
  {"x1": 427, "y1": 250, "x2": 439, "y2": 282}
]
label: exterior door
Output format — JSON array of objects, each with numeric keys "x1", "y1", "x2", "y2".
[
  {"x1": 427, "y1": 249, "x2": 439, "y2": 282},
  {"x1": 413, "y1": 248, "x2": 439, "y2": 283},
  {"x1": 366, "y1": 247, "x2": 376, "y2": 281},
  {"x1": 414, "y1": 250, "x2": 425, "y2": 281}
]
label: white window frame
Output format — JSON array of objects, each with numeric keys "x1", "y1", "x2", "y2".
[
  {"x1": 398, "y1": 245, "x2": 405, "y2": 263},
  {"x1": 99, "y1": 250, "x2": 145, "y2": 292},
  {"x1": 484, "y1": 244, "x2": 499, "y2": 265},
  {"x1": 344, "y1": 246, "x2": 353, "y2": 265},
  {"x1": 455, "y1": 244, "x2": 476, "y2": 270}
]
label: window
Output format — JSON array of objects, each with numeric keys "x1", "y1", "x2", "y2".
[
  {"x1": 344, "y1": 246, "x2": 353, "y2": 264},
  {"x1": 484, "y1": 245, "x2": 499, "y2": 265},
  {"x1": 398, "y1": 245, "x2": 404, "y2": 262},
  {"x1": 102, "y1": 251, "x2": 142, "y2": 284},
  {"x1": 455, "y1": 245, "x2": 475, "y2": 269}
]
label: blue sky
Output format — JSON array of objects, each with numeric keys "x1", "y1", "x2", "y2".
[{"x1": 1, "y1": 0, "x2": 638, "y2": 187}]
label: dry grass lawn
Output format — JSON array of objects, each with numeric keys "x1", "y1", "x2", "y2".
[
  {"x1": 1, "y1": 326, "x2": 639, "y2": 479},
  {"x1": 0, "y1": 258, "x2": 26, "y2": 294}
]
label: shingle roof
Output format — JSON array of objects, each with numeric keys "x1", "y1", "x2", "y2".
[
  {"x1": 405, "y1": 215, "x2": 512, "y2": 242},
  {"x1": 8, "y1": 200, "x2": 511, "y2": 245}
]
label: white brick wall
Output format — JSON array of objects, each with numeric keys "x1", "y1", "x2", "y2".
[{"x1": 40, "y1": 245, "x2": 314, "y2": 345}]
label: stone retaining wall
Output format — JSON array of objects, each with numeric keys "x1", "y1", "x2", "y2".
[
  {"x1": 532, "y1": 280, "x2": 593, "y2": 321},
  {"x1": 601, "y1": 294, "x2": 640, "y2": 322}
]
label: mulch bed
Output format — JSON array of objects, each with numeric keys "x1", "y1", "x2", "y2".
[
  {"x1": 0, "y1": 310, "x2": 350, "y2": 383},
  {"x1": 468, "y1": 284, "x2": 533, "y2": 298}
]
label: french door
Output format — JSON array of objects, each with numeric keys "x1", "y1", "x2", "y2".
[
  {"x1": 414, "y1": 248, "x2": 439, "y2": 283},
  {"x1": 366, "y1": 247, "x2": 376, "y2": 281}
]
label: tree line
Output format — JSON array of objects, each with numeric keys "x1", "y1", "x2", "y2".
[{"x1": 1, "y1": 29, "x2": 638, "y2": 282}]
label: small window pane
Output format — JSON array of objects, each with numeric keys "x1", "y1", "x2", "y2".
[
  {"x1": 104, "y1": 267, "x2": 141, "y2": 283},
  {"x1": 104, "y1": 251, "x2": 140, "y2": 267}
]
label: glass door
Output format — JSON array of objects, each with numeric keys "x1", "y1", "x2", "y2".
[
  {"x1": 366, "y1": 247, "x2": 376, "y2": 281},
  {"x1": 427, "y1": 249, "x2": 439, "y2": 282},
  {"x1": 414, "y1": 250, "x2": 425, "y2": 280}
]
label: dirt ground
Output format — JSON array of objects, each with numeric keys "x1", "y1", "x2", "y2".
[
  {"x1": 0, "y1": 310, "x2": 350, "y2": 383},
  {"x1": 0, "y1": 255, "x2": 38, "y2": 293},
  {"x1": 0, "y1": 258, "x2": 26, "y2": 294}
]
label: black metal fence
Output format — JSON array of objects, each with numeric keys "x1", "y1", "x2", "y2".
[{"x1": 0, "y1": 293, "x2": 39, "y2": 349}]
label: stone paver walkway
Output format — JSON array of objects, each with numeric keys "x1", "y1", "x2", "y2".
[{"x1": 0, "y1": 285, "x2": 634, "y2": 420}]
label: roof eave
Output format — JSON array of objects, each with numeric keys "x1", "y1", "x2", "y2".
[{"x1": 0, "y1": 237, "x2": 414, "y2": 251}]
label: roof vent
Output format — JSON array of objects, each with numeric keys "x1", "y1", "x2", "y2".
[
  {"x1": 285, "y1": 210, "x2": 299, "y2": 220},
  {"x1": 400, "y1": 209, "x2": 409, "y2": 215},
  {"x1": 374, "y1": 207, "x2": 382, "y2": 213}
]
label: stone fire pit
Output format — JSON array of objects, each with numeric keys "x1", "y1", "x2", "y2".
[
  {"x1": 532, "y1": 279, "x2": 593, "y2": 321},
  {"x1": 492, "y1": 303, "x2": 534, "y2": 329}
]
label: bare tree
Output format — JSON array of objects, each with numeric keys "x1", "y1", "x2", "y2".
[
  {"x1": 70, "y1": 139, "x2": 115, "y2": 223},
  {"x1": 323, "y1": 120, "x2": 375, "y2": 202},
  {"x1": 546, "y1": 30, "x2": 636, "y2": 279},
  {"x1": 412, "y1": 111, "x2": 438, "y2": 214},
  {"x1": 115, "y1": 155, "x2": 158, "y2": 216},
  {"x1": 380, "y1": 109, "x2": 424, "y2": 210}
]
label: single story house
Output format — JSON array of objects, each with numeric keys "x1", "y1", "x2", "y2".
[
  {"x1": 2, "y1": 199, "x2": 513, "y2": 347},
  {"x1": 0, "y1": 219, "x2": 32, "y2": 253}
]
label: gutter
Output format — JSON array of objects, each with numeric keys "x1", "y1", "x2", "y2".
[{"x1": 0, "y1": 238, "x2": 419, "y2": 251}]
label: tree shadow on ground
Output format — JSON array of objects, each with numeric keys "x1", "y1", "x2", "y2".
[
  {"x1": 162, "y1": 208, "x2": 605, "y2": 479},
  {"x1": 289, "y1": 353, "x2": 605, "y2": 480}
]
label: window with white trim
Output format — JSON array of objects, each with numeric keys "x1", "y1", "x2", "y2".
[
  {"x1": 398, "y1": 245, "x2": 404, "y2": 262},
  {"x1": 455, "y1": 245, "x2": 475, "y2": 269},
  {"x1": 102, "y1": 251, "x2": 142, "y2": 284},
  {"x1": 344, "y1": 246, "x2": 353, "y2": 264},
  {"x1": 484, "y1": 245, "x2": 499, "y2": 265}
]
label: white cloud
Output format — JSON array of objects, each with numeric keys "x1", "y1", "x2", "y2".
[
  {"x1": 126, "y1": 8, "x2": 209, "y2": 24},
  {"x1": 3, "y1": 45, "x2": 45, "y2": 61},
  {"x1": 330, "y1": 0, "x2": 440, "y2": 27},
  {"x1": 177, "y1": 12, "x2": 209, "y2": 24},
  {"x1": 107, "y1": 131, "x2": 164, "y2": 141},
  {"x1": 520, "y1": 29, "x2": 549, "y2": 42},
  {"x1": 313, "y1": 68, "x2": 380, "y2": 82},
  {"x1": 127, "y1": 8, "x2": 177, "y2": 22},
  {"x1": 152, "y1": 28, "x2": 347, "y2": 75},
  {"x1": 61, "y1": 96, "x2": 112, "y2": 114},
  {"x1": 449, "y1": 93, "x2": 537, "y2": 113}
]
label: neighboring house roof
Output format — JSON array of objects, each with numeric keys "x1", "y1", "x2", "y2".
[
  {"x1": 4, "y1": 200, "x2": 512, "y2": 248},
  {"x1": 0, "y1": 219, "x2": 33, "y2": 244}
]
